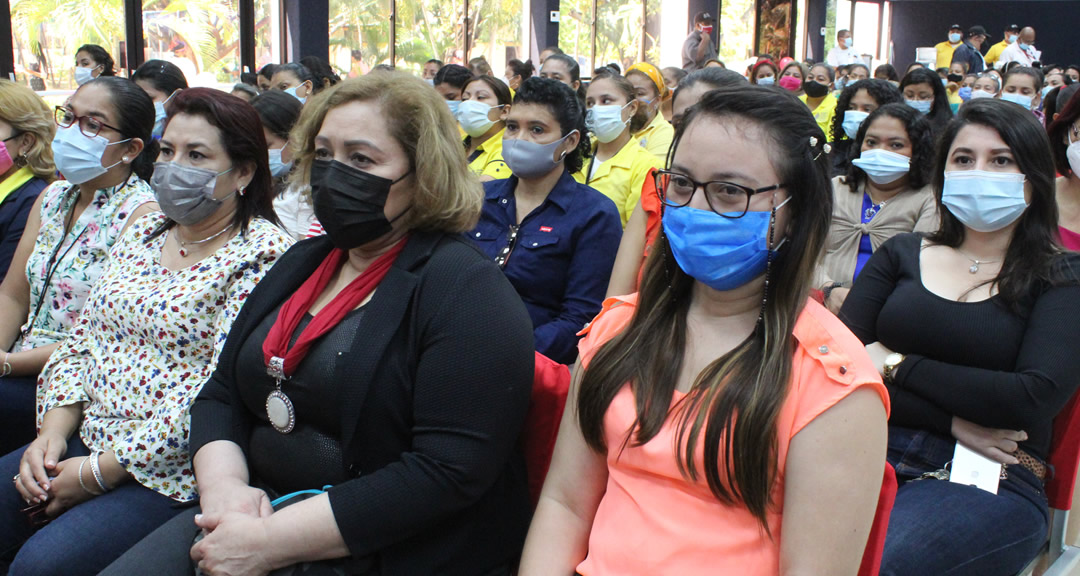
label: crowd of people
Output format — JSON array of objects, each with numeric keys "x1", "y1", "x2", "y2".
[{"x1": 0, "y1": 17, "x2": 1074, "y2": 575}]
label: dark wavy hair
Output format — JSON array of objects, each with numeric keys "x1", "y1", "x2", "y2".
[
  {"x1": 1048, "y1": 86, "x2": 1080, "y2": 176},
  {"x1": 433, "y1": 64, "x2": 473, "y2": 91},
  {"x1": 929, "y1": 98, "x2": 1061, "y2": 309},
  {"x1": 82, "y1": 77, "x2": 158, "y2": 182},
  {"x1": 830, "y1": 79, "x2": 904, "y2": 142},
  {"x1": 76, "y1": 44, "x2": 115, "y2": 76},
  {"x1": 299, "y1": 56, "x2": 341, "y2": 93},
  {"x1": 874, "y1": 63, "x2": 900, "y2": 82},
  {"x1": 156, "y1": 88, "x2": 279, "y2": 238},
  {"x1": 579, "y1": 85, "x2": 833, "y2": 531},
  {"x1": 512, "y1": 77, "x2": 591, "y2": 174},
  {"x1": 900, "y1": 67, "x2": 953, "y2": 130},
  {"x1": 250, "y1": 90, "x2": 302, "y2": 141},
  {"x1": 257, "y1": 63, "x2": 278, "y2": 84},
  {"x1": 132, "y1": 59, "x2": 189, "y2": 95},
  {"x1": 843, "y1": 103, "x2": 934, "y2": 190},
  {"x1": 750, "y1": 60, "x2": 779, "y2": 84},
  {"x1": 507, "y1": 59, "x2": 535, "y2": 81}
]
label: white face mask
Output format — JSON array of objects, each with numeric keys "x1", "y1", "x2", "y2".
[
  {"x1": 969, "y1": 89, "x2": 995, "y2": 100},
  {"x1": 1067, "y1": 138, "x2": 1080, "y2": 177},
  {"x1": 74, "y1": 66, "x2": 99, "y2": 86},
  {"x1": 585, "y1": 102, "x2": 633, "y2": 143}
]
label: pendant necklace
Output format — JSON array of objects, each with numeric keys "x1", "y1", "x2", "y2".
[
  {"x1": 956, "y1": 248, "x2": 1001, "y2": 274},
  {"x1": 174, "y1": 224, "x2": 234, "y2": 257},
  {"x1": 265, "y1": 355, "x2": 296, "y2": 433},
  {"x1": 864, "y1": 189, "x2": 887, "y2": 220}
]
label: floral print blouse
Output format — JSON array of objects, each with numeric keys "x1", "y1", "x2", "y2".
[
  {"x1": 36, "y1": 213, "x2": 294, "y2": 501},
  {"x1": 17, "y1": 175, "x2": 156, "y2": 351}
]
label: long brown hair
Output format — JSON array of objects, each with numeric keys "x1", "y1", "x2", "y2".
[{"x1": 577, "y1": 86, "x2": 833, "y2": 530}]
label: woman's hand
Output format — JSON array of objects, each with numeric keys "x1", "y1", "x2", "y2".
[
  {"x1": 44, "y1": 457, "x2": 97, "y2": 517},
  {"x1": 951, "y1": 416, "x2": 1025, "y2": 465},
  {"x1": 191, "y1": 513, "x2": 275, "y2": 576},
  {"x1": 825, "y1": 287, "x2": 850, "y2": 315},
  {"x1": 197, "y1": 478, "x2": 273, "y2": 525},
  {"x1": 16, "y1": 431, "x2": 68, "y2": 503},
  {"x1": 864, "y1": 341, "x2": 894, "y2": 377}
]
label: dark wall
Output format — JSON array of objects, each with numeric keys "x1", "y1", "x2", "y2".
[
  {"x1": 534, "y1": 0, "x2": 561, "y2": 60},
  {"x1": 806, "y1": 0, "x2": 827, "y2": 62},
  {"x1": 889, "y1": 0, "x2": 1080, "y2": 72},
  {"x1": 285, "y1": 0, "x2": 328, "y2": 62}
]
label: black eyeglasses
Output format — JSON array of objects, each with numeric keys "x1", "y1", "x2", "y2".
[
  {"x1": 494, "y1": 225, "x2": 520, "y2": 269},
  {"x1": 54, "y1": 106, "x2": 123, "y2": 139},
  {"x1": 654, "y1": 169, "x2": 783, "y2": 218}
]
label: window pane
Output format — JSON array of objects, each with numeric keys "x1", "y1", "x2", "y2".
[
  {"x1": 470, "y1": 0, "x2": 525, "y2": 80},
  {"x1": 10, "y1": 0, "x2": 126, "y2": 93},
  {"x1": 255, "y1": 0, "x2": 284, "y2": 71},
  {"x1": 143, "y1": 1, "x2": 241, "y2": 89},
  {"x1": 559, "y1": 0, "x2": 593, "y2": 76},
  {"x1": 595, "y1": 0, "x2": 642, "y2": 73},
  {"x1": 330, "y1": 0, "x2": 392, "y2": 77},
  {"x1": 756, "y1": 0, "x2": 792, "y2": 60},
  {"x1": 643, "y1": 0, "x2": 660, "y2": 66},
  {"x1": 719, "y1": 0, "x2": 756, "y2": 66},
  {"x1": 395, "y1": 0, "x2": 466, "y2": 74}
]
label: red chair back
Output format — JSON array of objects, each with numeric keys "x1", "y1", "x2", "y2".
[
  {"x1": 1046, "y1": 391, "x2": 1080, "y2": 509},
  {"x1": 859, "y1": 463, "x2": 898, "y2": 576},
  {"x1": 523, "y1": 351, "x2": 571, "y2": 507}
]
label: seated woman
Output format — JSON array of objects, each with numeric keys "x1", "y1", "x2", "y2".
[
  {"x1": 900, "y1": 67, "x2": 954, "y2": 134},
  {"x1": 829, "y1": 78, "x2": 904, "y2": 175},
  {"x1": 459, "y1": 75, "x2": 513, "y2": 182},
  {"x1": 970, "y1": 73, "x2": 1001, "y2": 100},
  {"x1": 820, "y1": 103, "x2": 938, "y2": 314},
  {"x1": 583, "y1": 71, "x2": 661, "y2": 226},
  {"x1": 73, "y1": 44, "x2": 116, "y2": 86},
  {"x1": 626, "y1": 63, "x2": 673, "y2": 160},
  {"x1": 520, "y1": 85, "x2": 888, "y2": 575},
  {"x1": 105, "y1": 72, "x2": 534, "y2": 576},
  {"x1": 251, "y1": 90, "x2": 308, "y2": 239},
  {"x1": 800, "y1": 63, "x2": 839, "y2": 141},
  {"x1": 270, "y1": 62, "x2": 316, "y2": 105},
  {"x1": 469, "y1": 77, "x2": 622, "y2": 365},
  {"x1": 0, "y1": 87, "x2": 291, "y2": 576},
  {"x1": 1000, "y1": 66, "x2": 1046, "y2": 122},
  {"x1": 659, "y1": 67, "x2": 687, "y2": 121},
  {"x1": 0, "y1": 81, "x2": 56, "y2": 279},
  {"x1": 749, "y1": 59, "x2": 779, "y2": 86},
  {"x1": 839, "y1": 98, "x2": 1080, "y2": 575},
  {"x1": 0, "y1": 77, "x2": 158, "y2": 455},
  {"x1": 132, "y1": 60, "x2": 188, "y2": 139},
  {"x1": 778, "y1": 61, "x2": 807, "y2": 94},
  {"x1": 1050, "y1": 89, "x2": 1080, "y2": 250}
]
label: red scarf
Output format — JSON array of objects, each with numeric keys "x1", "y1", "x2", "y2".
[{"x1": 263, "y1": 238, "x2": 408, "y2": 379}]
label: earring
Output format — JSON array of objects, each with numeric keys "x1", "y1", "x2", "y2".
[
  {"x1": 238, "y1": 185, "x2": 246, "y2": 197},
  {"x1": 122, "y1": 156, "x2": 130, "y2": 162}
]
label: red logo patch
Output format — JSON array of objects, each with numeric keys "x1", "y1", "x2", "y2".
[{"x1": 540, "y1": 226, "x2": 553, "y2": 232}]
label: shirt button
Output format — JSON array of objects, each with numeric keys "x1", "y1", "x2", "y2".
[
  {"x1": 532, "y1": 242, "x2": 538, "y2": 246},
  {"x1": 501, "y1": 198, "x2": 508, "y2": 204},
  {"x1": 475, "y1": 232, "x2": 481, "y2": 237},
  {"x1": 839, "y1": 366, "x2": 848, "y2": 375},
  {"x1": 818, "y1": 345, "x2": 829, "y2": 354}
]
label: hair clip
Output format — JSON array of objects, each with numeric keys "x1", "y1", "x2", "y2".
[
  {"x1": 809, "y1": 136, "x2": 818, "y2": 148},
  {"x1": 823, "y1": 143, "x2": 832, "y2": 154}
]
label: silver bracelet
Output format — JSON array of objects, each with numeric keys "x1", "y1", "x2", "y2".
[
  {"x1": 89, "y1": 451, "x2": 110, "y2": 493},
  {"x1": 77, "y1": 456, "x2": 99, "y2": 495}
]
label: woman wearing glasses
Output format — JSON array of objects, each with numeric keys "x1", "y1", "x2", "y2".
[
  {"x1": 0, "y1": 77, "x2": 157, "y2": 454},
  {"x1": 520, "y1": 86, "x2": 888, "y2": 575}
]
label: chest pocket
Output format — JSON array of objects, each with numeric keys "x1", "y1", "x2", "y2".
[
  {"x1": 470, "y1": 221, "x2": 505, "y2": 244},
  {"x1": 519, "y1": 233, "x2": 559, "y2": 251}
]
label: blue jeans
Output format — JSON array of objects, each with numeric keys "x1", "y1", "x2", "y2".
[
  {"x1": 881, "y1": 426, "x2": 1049, "y2": 576},
  {"x1": 0, "y1": 438, "x2": 184, "y2": 576},
  {"x1": 0, "y1": 377, "x2": 39, "y2": 456}
]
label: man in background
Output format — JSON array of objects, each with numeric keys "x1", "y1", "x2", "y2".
[
  {"x1": 935, "y1": 24, "x2": 965, "y2": 69},
  {"x1": 951, "y1": 25, "x2": 989, "y2": 74},
  {"x1": 985, "y1": 24, "x2": 1019, "y2": 69},
  {"x1": 682, "y1": 12, "x2": 718, "y2": 71},
  {"x1": 827, "y1": 29, "x2": 859, "y2": 67}
]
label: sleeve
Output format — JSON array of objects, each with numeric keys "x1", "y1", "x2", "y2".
[
  {"x1": 893, "y1": 282, "x2": 1080, "y2": 431},
  {"x1": 35, "y1": 312, "x2": 94, "y2": 425},
  {"x1": 837, "y1": 236, "x2": 906, "y2": 344},
  {"x1": 911, "y1": 193, "x2": 940, "y2": 234},
  {"x1": 111, "y1": 232, "x2": 290, "y2": 489},
  {"x1": 623, "y1": 154, "x2": 660, "y2": 224},
  {"x1": 0, "y1": 185, "x2": 41, "y2": 280},
  {"x1": 826, "y1": 49, "x2": 839, "y2": 67},
  {"x1": 533, "y1": 202, "x2": 623, "y2": 365},
  {"x1": 683, "y1": 35, "x2": 700, "y2": 65},
  {"x1": 325, "y1": 256, "x2": 534, "y2": 557},
  {"x1": 480, "y1": 157, "x2": 511, "y2": 181}
]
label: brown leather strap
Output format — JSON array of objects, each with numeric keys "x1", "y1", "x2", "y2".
[{"x1": 1011, "y1": 449, "x2": 1047, "y2": 482}]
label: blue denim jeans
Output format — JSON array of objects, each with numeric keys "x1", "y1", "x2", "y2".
[
  {"x1": 881, "y1": 426, "x2": 1048, "y2": 576},
  {"x1": 0, "y1": 377, "x2": 40, "y2": 456},
  {"x1": 0, "y1": 438, "x2": 184, "y2": 576}
]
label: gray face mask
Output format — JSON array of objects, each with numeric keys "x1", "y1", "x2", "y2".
[
  {"x1": 151, "y1": 161, "x2": 235, "y2": 225},
  {"x1": 502, "y1": 130, "x2": 577, "y2": 180}
]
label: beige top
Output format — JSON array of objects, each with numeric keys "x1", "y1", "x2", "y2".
[{"x1": 820, "y1": 176, "x2": 939, "y2": 286}]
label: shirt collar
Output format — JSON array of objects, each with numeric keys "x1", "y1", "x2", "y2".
[{"x1": 483, "y1": 170, "x2": 578, "y2": 213}]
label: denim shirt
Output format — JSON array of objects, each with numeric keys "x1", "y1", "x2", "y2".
[{"x1": 467, "y1": 171, "x2": 622, "y2": 364}]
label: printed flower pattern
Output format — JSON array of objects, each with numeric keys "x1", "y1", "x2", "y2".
[{"x1": 36, "y1": 213, "x2": 294, "y2": 502}]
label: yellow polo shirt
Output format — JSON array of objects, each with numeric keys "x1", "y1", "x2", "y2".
[
  {"x1": 935, "y1": 41, "x2": 962, "y2": 69},
  {"x1": 984, "y1": 40, "x2": 1010, "y2": 67},
  {"x1": 466, "y1": 128, "x2": 510, "y2": 181},
  {"x1": 585, "y1": 138, "x2": 661, "y2": 226},
  {"x1": 634, "y1": 113, "x2": 675, "y2": 160},
  {"x1": 799, "y1": 93, "x2": 838, "y2": 142}
]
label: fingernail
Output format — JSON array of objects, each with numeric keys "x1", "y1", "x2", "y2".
[
  {"x1": 46, "y1": 461, "x2": 54, "y2": 466},
  {"x1": 41, "y1": 484, "x2": 49, "y2": 491},
  {"x1": 194, "y1": 514, "x2": 202, "y2": 522}
]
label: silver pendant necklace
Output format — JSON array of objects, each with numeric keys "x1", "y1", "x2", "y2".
[
  {"x1": 864, "y1": 189, "x2": 887, "y2": 220},
  {"x1": 174, "y1": 224, "x2": 234, "y2": 257},
  {"x1": 265, "y1": 356, "x2": 296, "y2": 433},
  {"x1": 957, "y1": 249, "x2": 1001, "y2": 274}
]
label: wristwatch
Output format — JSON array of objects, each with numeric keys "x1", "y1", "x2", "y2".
[{"x1": 883, "y1": 352, "x2": 905, "y2": 385}]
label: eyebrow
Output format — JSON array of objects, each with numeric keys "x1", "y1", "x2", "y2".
[{"x1": 670, "y1": 163, "x2": 754, "y2": 183}]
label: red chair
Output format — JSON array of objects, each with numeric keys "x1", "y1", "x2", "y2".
[
  {"x1": 859, "y1": 463, "x2": 898, "y2": 576},
  {"x1": 1019, "y1": 392, "x2": 1080, "y2": 575},
  {"x1": 523, "y1": 351, "x2": 571, "y2": 508}
]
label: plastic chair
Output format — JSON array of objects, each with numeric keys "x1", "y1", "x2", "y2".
[
  {"x1": 859, "y1": 463, "x2": 898, "y2": 576},
  {"x1": 1019, "y1": 392, "x2": 1080, "y2": 575},
  {"x1": 523, "y1": 351, "x2": 571, "y2": 508}
]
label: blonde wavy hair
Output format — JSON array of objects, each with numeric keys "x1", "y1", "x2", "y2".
[
  {"x1": 287, "y1": 73, "x2": 482, "y2": 233},
  {"x1": 0, "y1": 80, "x2": 56, "y2": 181}
]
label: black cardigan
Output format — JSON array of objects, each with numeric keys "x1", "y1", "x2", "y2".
[{"x1": 190, "y1": 230, "x2": 535, "y2": 575}]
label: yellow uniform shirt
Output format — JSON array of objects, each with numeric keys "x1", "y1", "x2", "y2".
[
  {"x1": 799, "y1": 93, "x2": 839, "y2": 142},
  {"x1": 935, "y1": 41, "x2": 962, "y2": 69},
  {"x1": 585, "y1": 138, "x2": 661, "y2": 226},
  {"x1": 466, "y1": 128, "x2": 510, "y2": 181},
  {"x1": 634, "y1": 113, "x2": 675, "y2": 160},
  {"x1": 984, "y1": 40, "x2": 1010, "y2": 67}
]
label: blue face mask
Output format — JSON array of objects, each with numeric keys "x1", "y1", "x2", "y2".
[
  {"x1": 152, "y1": 91, "x2": 178, "y2": 140},
  {"x1": 1019, "y1": 42, "x2": 1031, "y2": 51},
  {"x1": 284, "y1": 84, "x2": 308, "y2": 104},
  {"x1": 757, "y1": 76, "x2": 775, "y2": 86},
  {"x1": 51, "y1": 124, "x2": 131, "y2": 185},
  {"x1": 268, "y1": 147, "x2": 292, "y2": 178},
  {"x1": 1006, "y1": 34, "x2": 1017, "y2": 44},
  {"x1": 835, "y1": 77, "x2": 847, "y2": 91},
  {"x1": 1000, "y1": 92, "x2": 1034, "y2": 110},
  {"x1": 906, "y1": 99, "x2": 933, "y2": 114},
  {"x1": 455, "y1": 100, "x2": 504, "y2": 138},
  {"x1": 1041, "y1": 85, "x2": 1055, "y2": 98},
  {"x1": 958, "y1": 86, "x2": 973, "y2": 101},
  {"x1": 842, "y1": 110, "x2": 869, "y2": 140},
  {"x1": 446, "y1": 99, "x2": 461, "y2": 116},
  {"x1": 662, "y1": 197, "x2": 790, "y2": 292},
  {"x1": 942, "y1": 170, "x2": 1027, "y2": 232},
  {"x1": 851, "y1": 149, "x2": 911, "y2": 185},
  {"x1": 949, "y1": 33, "x2": 963, "y2": 43}
]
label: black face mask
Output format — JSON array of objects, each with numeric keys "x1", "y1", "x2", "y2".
[
  {"x1": 310, "y1": 159, "x2": 411, "y2": 250},
  {"x1": 803, "y1": 80, "x2": 830, "y2": 98},
  {"x1": 947, "y1": 73, "x2": 964, "y2": 83}
]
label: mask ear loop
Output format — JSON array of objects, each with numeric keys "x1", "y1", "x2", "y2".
[{"x1": 759, "y1": 196, "x2": 780, "y2": 324}]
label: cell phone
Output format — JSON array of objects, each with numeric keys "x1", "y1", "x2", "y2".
[{"x1": 702, "y1": 26, "x2": 714, "y2": 35}]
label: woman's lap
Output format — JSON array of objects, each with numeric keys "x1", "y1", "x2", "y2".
[
  {"x1": 99, "y1": 506, "x2": 201, "y2": 576},
  {"x1": 0, "y1": 377, "x2": 41, "y2": 456}
]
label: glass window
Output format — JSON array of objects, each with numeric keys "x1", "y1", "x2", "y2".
[
  {"x1": 595, "y1": 0, "x2": 642, "y2": 73},
  {"x1": 255, "y1": 0, "x2": 284, "y2": 72},
  {"x1": 395, "y1": 0, "x2": 466, "y2": 74},
  {"x1": 143, "y1": 1, "x2": 241, "y2": 89},
  {"x1": 10, "y1": 0, "x2": 126, "y2": 93},
  {"x1": 470, "y1": 0, "x2": 526, "y2": 81},
  {"x1": 643, "y1": 0, "x2": 661, "y2": 66},
  {"x1": 757, "y1": 0, "x2": 792, "y2": 60},
  {"x1": 330, "y1": 0, "x2": 392, "y2": 78},
  {"x1": 559, "y1": 0, "x2": 594, "y2": 76},
  {"x1": 719, "y1": 0, "x2": 755, "y2": 67}
]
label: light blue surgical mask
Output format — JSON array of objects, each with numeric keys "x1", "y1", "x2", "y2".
[
  {"x1": 949, "y1": 33, "x2": 963, "y2": 43},
  {"x1": 757, "y1": 76, "x2": 775, "y2": 86},
  {"x1": 662, "y1": 196, "x2": 790, "y2": 292},
  {"x1": 1006, "y1": 34, "x2": 1017, "y2": 44},
  {"x1": 152, "y1": 91, "x2": 178, "y2": 140},
  {"x1": 1019, "y1": 42, "x2": 1031, "y2": 52},
  {"x1": 446, "y1": 99, "x2": 461, "y2": 116},
  {"x1": 906, "y1": 99, "x2": 933, "y2": 114},
  {"x1": 586, "y1": 102, "x2": 633, "y2": 143},
  {"x1": 455, "y1": 100, "x2": 504, "y2": 138},
  {"x1": 283, "y1": 85, "x2": 307, "y2": 104},
  {"x1": 836, "y1": 77, "x2": 847, "y2": 91},
  {"x1": 942, "y1": 170, "x2": 1027, "y2": 232},
  {"x1": 842, "y1": 38, "x2": 852, "y2": 49},
  {"x1": 51, "y1": 124, "x2": 131, "y2": 185},
  {"x1": 1000, "y1": 92, "x2": 1033, "y2": 110},
  {"x1": 1042, "y1": 85, "x2": 1055, "y2": 98},
  {"x1": 842, "y1": 110, "x2": 869, "y2": 140},
  {"x1": 852, "y1": 149, "x2": 911, "y2": 185},
  {"x1": 268, "y1": 147, "x2": 292, "y2": 178}
]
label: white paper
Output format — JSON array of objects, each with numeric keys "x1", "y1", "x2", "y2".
[{"x1": 949, "y1": 443, "x2": 1002, "y2": 495}]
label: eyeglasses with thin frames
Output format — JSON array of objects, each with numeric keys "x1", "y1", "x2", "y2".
[
  {"x1": 54, "y1": 106, "x2": 123, "y2": 139},
  {"x1": 494, "y1": 225, "x2": 520, "y2": 269},
  {"x1": 654, "y1": 169, "x2": 783, "y2": 218}
]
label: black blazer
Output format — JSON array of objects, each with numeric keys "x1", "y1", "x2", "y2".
[{"x1": 190, "y1": 230, "x2": 535, "y2": 575}]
